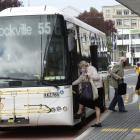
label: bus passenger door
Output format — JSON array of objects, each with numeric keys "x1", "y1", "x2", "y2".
[
  {"x1": 90, "y1": 45, "x2": 98, "y2": 70},
  {"x1": 67, "y1": 27, "x2": 79, "y2": 115}
]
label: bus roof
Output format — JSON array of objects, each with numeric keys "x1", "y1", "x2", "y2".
[
  {"x1": 0, "y1": 6, "x2": 60, "y2": 16},
  {"x1": 0, "y1": 6, "x2": 105, "y2": 36}
]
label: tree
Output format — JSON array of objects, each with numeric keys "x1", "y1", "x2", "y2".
[
  {"x1": 104, "y1": 20, "x2": 117, "y2": 53},
  {"x1": 78, "y1": 7, "x2": 116, "y2": 53},
  {"x1": 0, "y1": 0, "x2": 22, "y2": 11},
  {"x1": 78, "y1": 8, "x2": 105, "y2": 33}
]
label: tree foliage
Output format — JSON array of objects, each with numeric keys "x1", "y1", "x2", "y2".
[
  {"x1": 78, "y1": 7, "x2": 116, "y2": 36},
  {"x1": 0, "y1": 0, "x2": 22, "y2": 11}
]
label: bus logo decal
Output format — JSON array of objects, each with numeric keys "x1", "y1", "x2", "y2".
[{"x1": 59, "y1": 90, "x2": 64, "y2": 94}]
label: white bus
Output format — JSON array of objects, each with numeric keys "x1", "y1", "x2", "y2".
[{"x1": 0, "y1": 6, "x2": 107, "y2": 128}]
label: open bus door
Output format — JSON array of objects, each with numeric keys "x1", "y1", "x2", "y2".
[{"x1": 90, "y1": 45, "x2": 98, "y2": 70}]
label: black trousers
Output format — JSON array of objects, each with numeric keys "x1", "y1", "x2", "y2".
[
  {"x1": 94, "y1": 87, "x2": 105, "y2": 111},
  {"x1": 98, "y1": 87, "x2": 105, "y2": 111}
]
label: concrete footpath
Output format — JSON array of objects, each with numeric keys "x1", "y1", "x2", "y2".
[
  {"x1": 123, "y1": 97, "x2": 140, "y2": 140},
  {"x1": 123, "y1": 125, "x2": 140, "y2": 140},
  {"x1": 75, "y1": 94, "x2": 140, "y2": 140}
]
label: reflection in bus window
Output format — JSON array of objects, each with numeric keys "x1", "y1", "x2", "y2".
[{"x1": 44, "y1": 16, "x2": 67, "y2": 81}]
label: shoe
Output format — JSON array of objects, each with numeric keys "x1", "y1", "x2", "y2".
[
  {"x1": 108, "y1": 108, "x2": 117, "y2": 112},
  {"x1": 74, "y1": 113, "x2": 81, "y2": 119},
  {"x1": 119, "y1": 110, "x2": 128, "y2": 113},
  {"x1": 91, "y1": 123, "x2": 102, "y2": 127}
]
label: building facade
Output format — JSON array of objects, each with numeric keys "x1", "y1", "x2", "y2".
[{"x1": 103, "y1": 5, "x2": 140, "y2": 65}]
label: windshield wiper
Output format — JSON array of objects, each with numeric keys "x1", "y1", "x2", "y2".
[{"x1": 41, "y1": 80, "x2": 59, "y2": 89}]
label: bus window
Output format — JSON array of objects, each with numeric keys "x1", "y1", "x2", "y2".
[
  {"x1": 43, "y1": 15, "x2": 68, "y2": 82},
  {"x1": 68, "y1": 29, "x2": 75, "y2": 52},
  {"x1": 0, "y1": 14, "x2": 69, "y2": 84},
  {"x1": 0, "y1": 15, "x2": 42, "y2": 80}
]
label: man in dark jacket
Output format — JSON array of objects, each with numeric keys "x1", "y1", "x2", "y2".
[{"x1": 109, "y1": 57, "x2": 127, "y2": 112}]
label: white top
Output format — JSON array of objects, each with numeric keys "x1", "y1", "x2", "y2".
[
  {"x1": 72, "y1": 65, "x2": 103, "y2": 89},
  {"x1": 87, "y1": 65, "x2": 103, "y2": 88}
]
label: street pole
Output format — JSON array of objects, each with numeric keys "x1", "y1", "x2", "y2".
[
  {"x1": 122, "y1": 28, "x2": 124, "y2": 58},
  {"x1": 130, "y1": 18, "x2": 134, "y2": 66},
  {"x1": 28, "y1": 0, "x2": 30, "y2": 6},
  {"x1": 112, "y1": 32, "x2": 115, "y2": 62},
  {"x1": 131, "y1": 39, "x2": 133, "y2": 66},
  {"x1": 44, "y1": 0, "x2": 47, "y2": 5}
]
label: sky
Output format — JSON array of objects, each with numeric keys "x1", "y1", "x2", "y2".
[{"x1": 22, "y1": 0, "x2": 120, "y2": 12}]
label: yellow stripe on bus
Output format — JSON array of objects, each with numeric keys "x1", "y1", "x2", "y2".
[
  {"x1": 0, "y1": 108, "x2": 51, "y2": 115},
  {"x1": 0, "y1": 88, "x2": 57, "y2": 95}
]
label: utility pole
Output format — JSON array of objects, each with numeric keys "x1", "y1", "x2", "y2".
[
  {"x1": 122, "y1": 28, "x2": 124, "y2": 52},
  {"x1": 28, "y1": 0, "x2": 30, "y2": 6},
  {"x1": 44, "y1": 0, "x2": 47, "y2": 5},
  {"x1": 130, "y1": 18, "x2": 134, "y2": 66}
]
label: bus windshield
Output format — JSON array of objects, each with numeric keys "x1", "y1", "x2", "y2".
[{"x1": 0, "y1": 14, "x2": 68, "y2": 81}]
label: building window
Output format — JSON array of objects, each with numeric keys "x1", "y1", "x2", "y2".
[
  {"x1": 116, "y1": 10, "x2": 122, "y2": 15},
  {"x1": 131, "y1": 19, "x2": 137, "y2": 27},
  {"x1": 116, "y1": 19, "x2": 122, "y2": 26},
  {"x1": 117, "y1": 34, "x2": 123, "y2": 40},
  {"x1": 106, "y1": 9, "x2": 110, "y2": 14},
  {"x1": 123, "y1": 10, "x2": 129, "y2": 15},
  {"x1": 117, "y1": 34, "x2": 129, "y2": 40},
  {"x1": 123, "y1": 34, "x2": 129, "y2": 40},
  {"x1": 123, "y1": 19, "x2": 130, "y2": 27},
  {"x1": 105, "y1": 9, "x2": 111, "y2": 17},
  {"x1": 131, "y1": 34, "x2": 140, "y2": 39},
  {"x1": 135, "y1": 46, "x2": 140, "y2": 52}
]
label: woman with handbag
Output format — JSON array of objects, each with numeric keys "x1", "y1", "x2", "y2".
[{"x1": 72, "y1": 60, "x2": 103, "y2": 127}]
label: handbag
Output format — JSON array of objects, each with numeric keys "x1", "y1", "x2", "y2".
[
  {"x1": 90, "y1": 80, "x2": 98, "y2": 100},
  {"x1": 118, "y1": 82, "x2": 127, "y2": 95},
  {"x1": 79, "y1": 82, "x2": 94, "y2": 109}
]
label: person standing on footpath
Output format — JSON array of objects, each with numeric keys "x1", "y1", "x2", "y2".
[
  {"x1": 72, "y1": 60, "x2": 103, "y2": 127},
  {"x1": 87, "y1": 61, "x2": 104, "y2": 127},
  {"x1": 108, "y1": 57, "x2": 128, "y2": 112},
  {"x1": 135, "y1": 62, "x2": 140, "y2": 95}
]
